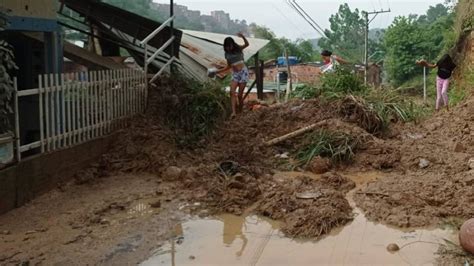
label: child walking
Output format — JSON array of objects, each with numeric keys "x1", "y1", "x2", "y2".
[
  {"x1": 217, "y1": 33, "x2": 249, "y2": 118},
  {"x1": 416, "y1": 54, "x2": 457, "y2": 111}
]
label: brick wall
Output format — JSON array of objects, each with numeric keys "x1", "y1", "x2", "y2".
[{"x1": 250, "y1": 65, "x2": 322, "y2": 84}]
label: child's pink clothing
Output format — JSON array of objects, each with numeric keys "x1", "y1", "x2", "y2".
[{"x1": 436, "y1": 76, "x2": 449, "y2": 110}]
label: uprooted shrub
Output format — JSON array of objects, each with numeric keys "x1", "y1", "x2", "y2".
[
  {"x1": 150, "y1": 75, "x2": 228, "y2": 146},
  {"x1": 339, "y1": 90, "x2": 425, "y2": 134},
  {"x1": 293, "y1": 130, "x2": 360, "y2": 169}
]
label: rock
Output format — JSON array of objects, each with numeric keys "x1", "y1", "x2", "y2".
[
  {"x1": 189, "y1": 255, "x2": 196, "y2": 260},
  {"x1": 468, "y1": 158, "x2": 474, "y2": 170},
  {"x1": 0, "y1": 230, "x2": 10, "y2": 235},
  {"x1": 279, "y1": 152, "x2": 289, "y2": 159},
  {"x1": 227, "y1": 181, "x2": 245, "y2": 190},
  {"x1": 454, "y1": 142, "x2": 466, "y2": 153},
  {"x1": 459, "y1": 218, "x2": 474, "y2": 254},
  {"x1": 233, "y1": 173, "x2": 246, "y2": 183},
  {"x1": 308, "y1": 156, "x2": 331, "y2": 174},
  {"x1": 149, "y1": 200, "x2": 161, "y2": 208},
  {"x1": 163, "y1": 166, "x2": 182, "y2": 180},
  {"x1": 418, "y1": 158, "x2": 430, "y2": 169},
  {"x1": 386, "y1": 243, "x2": 400, "y2": 252}
]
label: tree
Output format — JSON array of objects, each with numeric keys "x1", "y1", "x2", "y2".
[
  {"x1": 318, "y1": 3, "x2": 365, "y2": 63},
  {"x1": 249, "y1": 24, "x2": 320, "y2": 62},
  {"x1": 384, "y1": 16, "x2": 426, "y2": 86},
  {"x1": 383, "y1": 3, "x2": 454, "y2": 85}
]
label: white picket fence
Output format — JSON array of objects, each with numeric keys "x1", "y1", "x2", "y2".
[{"x1": 14, "y1": 68, "x2": 147, "y2": 161}]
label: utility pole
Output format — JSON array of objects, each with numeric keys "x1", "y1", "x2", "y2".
[
  {"x1": 170, "y1": 0, "x2": 175, "y2": 73},
  {"x1": 364, "y1": 9, "x2": 390, "y2": 85}
]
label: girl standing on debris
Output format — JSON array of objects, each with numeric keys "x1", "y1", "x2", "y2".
[
  {"x1": 416, "y1": 53, "x2": 457, "y2": 111},
  {"x1": 216, "y1": 32, "x2": 249, "y2": 118}
]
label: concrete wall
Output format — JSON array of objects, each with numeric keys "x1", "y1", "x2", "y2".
[
  {"x1": 0, "y1": 135, "x2": 115, "y2": 215},
  {"x1": 1, "y1": 0, "x2": 56, "y2": 19}
]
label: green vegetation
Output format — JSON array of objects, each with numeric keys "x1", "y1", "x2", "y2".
[
  {"x1": 294, "y1": 130, "x2": 359, "y2": 168},
  {"x1": 0, "y1": 9, "x2": 17, "y2": 134},
  {"x1": 318, "y1": 4, "x2": 365, "y2": 64},
  {"x1": 159, "y1": 76, "x2": 228, "y2": 147},
  {"x1": 292, "y1": 67, "x2": 425, "y2": 134},
  {"x1": 384, "y1": 4, "x2": 454, "y2": 86}
]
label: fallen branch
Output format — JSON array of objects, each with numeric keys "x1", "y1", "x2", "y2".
[
  {"x1": 265, "y1": 120, "x2": 329, "y2": 146},
  {"x1": 356, "y1": 191, "x2": 390, "y2": 197}
]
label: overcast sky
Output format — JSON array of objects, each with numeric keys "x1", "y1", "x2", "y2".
[{"x1": 153, "y1": 0, "x2": 445, "y2": 40}]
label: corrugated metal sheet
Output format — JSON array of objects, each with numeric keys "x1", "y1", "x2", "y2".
[{"x1": 178, "y1": 30, "x2": 270, "y2": 82}]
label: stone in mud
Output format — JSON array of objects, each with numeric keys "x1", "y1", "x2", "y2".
[
  {"x1": 418, "y1": 158, "x2": 430, "y2": 169},
  {"x1": 386, "y1": 243, "x2": 400, "y2": 252},
  {"x1": 468, "y1": 158, "x2": 474, "y2": 170},
  {"x1": 163, "y1": 166, "x2": 182, "y2": 180},
  {"x1": 149, "y1": 200, "x2": 161, "y2": 208},
  {"x1": 308, "y1": 156, "x2": 331, "y2": 174},
  {"x1": 459, "y1": 218, "x2": 474, "y2": 254},
  {"x1": 454, "y1": 142, "x2": 466, "y2": 153}
]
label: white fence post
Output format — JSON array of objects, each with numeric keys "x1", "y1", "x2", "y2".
[
  {"x1": 38, "y1": 75, "x2": 45, "y2": 153},
  {"x1": 14, "y1": 69, "x2": 146, "y2": 159},
  {"x1": 54, "y1": 73, "x2": 60, "y2": 148}
]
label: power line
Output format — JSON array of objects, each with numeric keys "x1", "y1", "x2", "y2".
[
  {"x1": 271, "y1": 3, "x2": 307, "y2": 38},
  {"x1": 291, "y1": 0, "x2": 326, "y2": 35},
  {"x1": 285, "y1": 0, "x2": 326, "y2": 38}
]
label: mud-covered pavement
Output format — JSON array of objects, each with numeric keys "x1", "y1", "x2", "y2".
[{"x1": 1, "y1": 78, "x2": 474, "y2": 264}]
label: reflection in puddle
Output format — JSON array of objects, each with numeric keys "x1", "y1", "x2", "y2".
[{"x1": 141, "y1": 172, "x2": 458, "y2": 266}]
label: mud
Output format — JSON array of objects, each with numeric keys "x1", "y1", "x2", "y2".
[
  {"x1": 257, "y1": 172, "x2": 355, "y2": 238},
  {"x1": 0, "y1": 174, "x2": 185, "y2": 265},
  {"x1": 354, "y1": 98, "x2": 474, "y2": 228}
]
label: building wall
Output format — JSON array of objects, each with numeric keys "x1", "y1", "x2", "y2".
[
  {"x1": 0, "y1": 0, "x2": 56, "y2": 19},
  {"x1": 0, "y1": 135, "x2": 115, "y2": 215},
  {"x1": 250, "y1": 65, "x2": 322, "y2": 84}
]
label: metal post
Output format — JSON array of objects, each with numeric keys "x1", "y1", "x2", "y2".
[
  {"x1": 170, "y1": 0, "x2": 175, "y2": 74},
  {"x1": 285, "y1": 49, "x2": 293, "y2": 102},
  {"x1": 258, "y1": 60, "x2": 264, "y2": 100},
  {"x1": 423, "y1": 66, "x2": 427, "y2": 103},
  {"x1": 144, "y1": 43, "x2": 148, "y2": 80},
  {"x1": 276, "y1": 72, "x2": 280, "y2": 103},
  {"x1": 14, "y1": 77, "x2": 21, "y2": 162},
  {"x1": 364, "y1": 11, "x2": 368, "y2": 85}
]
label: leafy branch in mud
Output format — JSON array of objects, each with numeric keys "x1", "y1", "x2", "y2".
[
  {"x1": 151, "y1": 75, "x2": 228, "y2": 147},
  {"x1": 292, "y1": 68, "x2": 425, "y2": 134},
  {"x1": 293, "y1": 130, "x2": 359, "y2": 169}
]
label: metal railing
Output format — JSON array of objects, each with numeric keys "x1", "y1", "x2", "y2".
[
  {"x1": 13, "y1": 69, "x2": 147, "y2": 161},
  {"x1": 140, "y1": 15, "x2": 176, "y2": 83}
]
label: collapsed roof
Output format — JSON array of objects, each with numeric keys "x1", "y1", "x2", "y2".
[{"x1": 60, "y1": 0, "x2": 269, "y2": 81}]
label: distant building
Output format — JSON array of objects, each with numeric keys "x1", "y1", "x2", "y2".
[{"x1": 211, "y1": 10, "x2": 231, "y2": 30}]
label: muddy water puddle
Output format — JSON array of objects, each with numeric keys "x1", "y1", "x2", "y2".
[{"x1": 142, "y1": 172, "x2": 458, "y2": 266}]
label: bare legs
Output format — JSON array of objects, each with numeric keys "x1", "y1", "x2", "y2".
[{"x1": 230, "y1": 81, "x2": 247, "y2": 117}]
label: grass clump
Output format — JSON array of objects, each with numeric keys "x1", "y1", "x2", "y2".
[
  {"x1": 156, "y1": 75, "x2": 228, "y2": 147},
  {"x1": 294, "y1": 130, "x2": 360, "y2": 168},
  {"x1": 319, "y1": 67, "x2": 368, "y2": 99}
]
